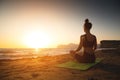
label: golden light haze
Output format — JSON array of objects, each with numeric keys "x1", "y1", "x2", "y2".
[
  {"x1": 0, "y1": 2, "x2": 82, "y2": 48},
  {"x1": 0, "y1": 1, "x2": 120, "y2": 48},
  {"x1": 23, "y1": 31, "x2": 52, "y2": 48}
]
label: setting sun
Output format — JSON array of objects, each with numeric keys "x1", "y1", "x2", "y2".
[{"x1": 23, "y1": 31, "x2": 52, "y2": 48}]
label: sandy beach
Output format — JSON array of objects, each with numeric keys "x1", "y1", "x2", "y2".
[{"x1": 0, "y1": 51, "x2": 120, "y2": 80}]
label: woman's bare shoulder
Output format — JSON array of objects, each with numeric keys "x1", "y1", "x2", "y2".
[
  {"x1": 80, "y1": 34, "x2": 86, "y2": 39},
  {"x1": 91, "y1": 34, "x2": 96, "y2": 38},
  {"x1": 81, "y1": 34, "x2": 86, "y2": 37},
  {"x1": 90, "y1": 34, "x2": 96, "y2": 41}
]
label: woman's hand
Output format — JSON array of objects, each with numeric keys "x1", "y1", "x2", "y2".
[
  {"x1": 70, "y1": 50, "x2": 77, "y2": 57},
  {"x1": 70, "y1": 50, "x2": 76, "y2": 54}
]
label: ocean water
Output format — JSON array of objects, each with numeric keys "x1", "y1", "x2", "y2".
[
  {"x1": 0, "y1": 47, "x2": 115, "y2": 60},
  {"x1": 0, "y1": 48, "x2": 73, "y2": 60}
]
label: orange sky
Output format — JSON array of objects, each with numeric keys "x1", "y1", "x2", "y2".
[{"x1": 0, "y1": 1, "x2": 120, "y2": 48}]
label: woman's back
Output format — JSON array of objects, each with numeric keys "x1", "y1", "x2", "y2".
[{"x1": 82, "y1": 34, "x2": 96, "y2": 54}]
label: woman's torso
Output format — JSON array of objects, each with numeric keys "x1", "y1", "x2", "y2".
[{"x1": 82, "y1": 34, "x2": 96, "y2": 54}]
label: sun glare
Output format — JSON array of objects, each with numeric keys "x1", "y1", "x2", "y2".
[{"x1": 23, "y1": 31, "x2": 51, "y2": 48}]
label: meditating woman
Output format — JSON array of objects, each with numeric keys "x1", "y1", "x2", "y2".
[{"x1": 70, "y1": 19, "x2": 97, "y2": 63}]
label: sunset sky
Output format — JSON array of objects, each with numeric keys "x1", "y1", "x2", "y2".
[{"x1": 0, "y1": 0, "x2": 120, "y2": 48}]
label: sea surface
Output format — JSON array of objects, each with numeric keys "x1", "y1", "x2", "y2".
[
  {"x1": 0, "y1": 47, "x2": 116, "y2": 60},
  {"x1": 0, "y1": 48, "x2": 73, "y2": 60}
]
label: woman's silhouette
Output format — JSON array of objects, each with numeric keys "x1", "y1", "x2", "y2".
[{"x1": 70, "y1": 19, "x2": 97, "y2": 63}]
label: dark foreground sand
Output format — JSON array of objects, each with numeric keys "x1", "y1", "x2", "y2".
[{"x1": 0, "y1": 51, "x2": 120, "y2": 80}]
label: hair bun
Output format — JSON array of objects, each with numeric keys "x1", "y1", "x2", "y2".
[
  {"x1": 85, "y1": 19, "x2": 89, "y2": 23},
  {"x1": 84, "y1": 18, "x2": 92, "y2": 29}
]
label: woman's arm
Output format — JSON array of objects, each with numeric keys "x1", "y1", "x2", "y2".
[
  {"x1": 93, "y1": 36, "x2": 97, "y2": 51},
  {"x1": 75, "y1": 36, "x2": 83, "y2": 52}
]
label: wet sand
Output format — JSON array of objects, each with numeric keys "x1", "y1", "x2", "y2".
[{"x1": 0, "y1": 51, "x2": 120, "y2": 80}]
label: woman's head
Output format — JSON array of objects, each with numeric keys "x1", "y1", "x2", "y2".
[{"x1": 84, "y1": 19, "x2": 92, "y2": 33}]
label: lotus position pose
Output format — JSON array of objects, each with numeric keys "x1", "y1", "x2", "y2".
[{"x1": 70, "y1": 19, "x2": 97, "y2": 63}]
